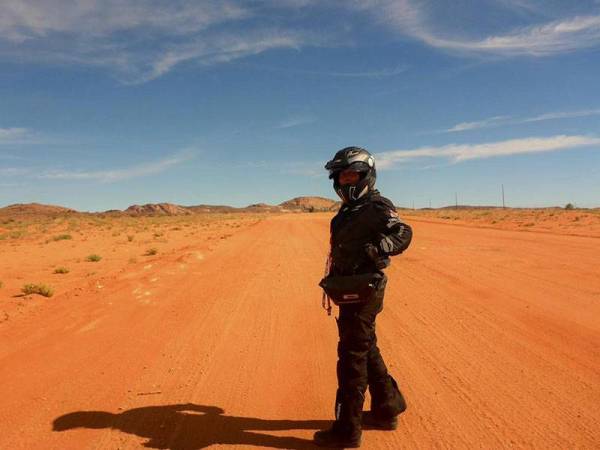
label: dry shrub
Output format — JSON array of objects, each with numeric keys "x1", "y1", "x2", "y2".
[{"x1": 22, "y1": 283, "x2": 54, "y2": 297}]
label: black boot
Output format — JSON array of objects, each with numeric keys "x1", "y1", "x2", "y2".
[
  {"x1": 361, "y1": 410, "x2": 398, "y2": 430},
  {"x1": 314, "y1": 389, "x2": 363, "y2": 448},
  {"x1": 313, "y1": 421, "x2": 361, "y2": 448},
  {"x1": 363, "y1": 376, "x2": 406, "y2": 430}
]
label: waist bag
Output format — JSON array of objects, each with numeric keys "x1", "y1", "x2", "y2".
[{"x1": 319, "y1": 272, "x2": 383, "y2": 305}]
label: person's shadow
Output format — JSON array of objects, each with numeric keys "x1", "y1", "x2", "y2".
[{"x1": 53, "y1": 403, "x2": 330, "y2": 449}]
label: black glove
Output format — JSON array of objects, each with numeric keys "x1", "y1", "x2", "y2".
[{"x1": 364, "y1": 243, "x2": 390, "y2": 270}]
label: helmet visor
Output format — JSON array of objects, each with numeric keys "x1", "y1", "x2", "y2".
[{"x1": 326, "y1": 161, "x2": 371, "y2": 179}]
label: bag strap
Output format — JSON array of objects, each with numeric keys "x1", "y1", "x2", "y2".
[{"x1": 321, "y1": 252, "x2": 332, "y2": 316}]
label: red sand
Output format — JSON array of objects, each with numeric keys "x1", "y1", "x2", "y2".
[{"x1": 1, "y1": 212, "x2": 599, "y2": 448}]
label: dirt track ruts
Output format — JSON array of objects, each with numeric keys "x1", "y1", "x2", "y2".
[{"x1": 1, "y1": 213, "x2": 599, "y2": 449}]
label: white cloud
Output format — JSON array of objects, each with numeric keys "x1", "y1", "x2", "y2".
[
  {"x1": 0, "y1": 1, "x2": 323, "y2": 83},
  {"x1": 0, "y1": 127, "x2": 29, "y2": 143},
  {"x1": 2, "y1": 1, "x2": 599, "y2": 84},
  {"x1": 444, "y1": 116, "x2": 510, "y2": 133},
  {"x1": 375, "y1": 134, "x2": 600, "y2": 168},
  {"x1": 275, "y1": 115, "x2": 316, "y2": 129},
  {"x1": 365, "y1": 1, "x2": 600, "y2": 56},
  {"x1": 0, "y1": 1, "x2": 249, "y2": 41},
  {"x1": 522, "y1": 108, "x2": 600, "y2": 122},
  {"x1": 442, "y1": 108, "x2": 600, "y2": 133},
  {"x1": 40, "y1": 152, "x2": 193, "y2": 183},
  {"x1": 450, "y1": 15, "x2": 600, "y2": 55},
  {"x1": 0, "y1": 167, "x2": 29, "y2": 176},
  {"x1": 126, "y1": 32, "x2": 305, "y2": 84}
]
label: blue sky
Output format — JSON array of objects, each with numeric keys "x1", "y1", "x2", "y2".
[{"x1": 1, "y1": 0, "x2": 600, "y2": 211}]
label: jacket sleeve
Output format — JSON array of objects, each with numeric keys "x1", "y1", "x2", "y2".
[{"x1": 371, "y1": 202, "x2": 412, "y2": 256}]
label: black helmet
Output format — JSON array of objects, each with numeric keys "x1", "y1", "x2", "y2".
[{"x1": 325, "y1": 146, "x2": 376, "y2": 203}]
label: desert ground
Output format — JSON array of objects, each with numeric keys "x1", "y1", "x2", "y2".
[{"x1": 1, "y1": 209, "x2": 599, "y2": 449}]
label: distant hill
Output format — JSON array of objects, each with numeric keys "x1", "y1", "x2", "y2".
[
  {"x1": 243, "y1": 203, "x2": 281, "y2": 212},
  {"x1": 125, "y1": 203, "x2": 192, "y2": 216},
  {"x1": 0, "y1": 203, "x2": 77, "y2": 217},
  {"x1": 437, "y1": 205, "x2": 501, "y2": 210},
  {"x1": 279, "y1": 196, "x2": 340, "y2": 212},
  {"x1": 185, "y1": 204, "x2": 238, "y2": 213},
  {"x1": 0, "y1": 197, "x2": 341, "y2": 217},
  {"x1": 3, "y1": 200, "x2": 592, "y2": 218}
]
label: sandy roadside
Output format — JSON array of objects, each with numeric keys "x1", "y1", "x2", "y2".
[{"x1": 0, "y1": 213, "x2": 599, "y2": 449}]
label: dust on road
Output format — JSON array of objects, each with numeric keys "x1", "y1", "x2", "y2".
[{"x1": 1, "y1": 213, "x2": 599, "y2": 449}]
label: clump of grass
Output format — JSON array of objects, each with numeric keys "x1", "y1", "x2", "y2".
[
  {"x1": 52, "y1": 234, "x2": 72, "y2": 241},
  {"x1": 127, "y1": 235, "x2": 134, "y2": 242},
  {"x1": 22, "y1": 283, "x2": 54, "y2": 297},
  {"x1": 86, "y1": 254, "x2": 102, "y2": 262},
  {"x1": 54, "y1": 267, "x2": 70, "y2": 274},
  {"x1": 153, "y1": 232, "x2": 163, "y2": 238},
  {"x1": 0, "y1": 281, "x2": 3, "y2": 289},
  {"x1": 144, "y1": 248, "x2": 158, "y2": 256},
  {"x1": 1, "y1": 230, "x2": 25, "y2": 240}
]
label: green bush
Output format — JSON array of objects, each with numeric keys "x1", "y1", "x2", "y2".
[
  {"x1": 54, "y1": 267, "x2": 70, "y2": 274},
  {"x1": 22, "y1": 283, "x2": 54, "y2": 297},
  {"x1": 565, "y1": 203, "x2": 575, "y2": 210},
  {"x1": 52, "y1": 234, "x2": 72, "y2": 241},
  {"x1": 86, "y1": 254, "x2": 102, "y2": 262},
  {"x1": 1, "y1": 230, "x2": 25, "y2": 240}
]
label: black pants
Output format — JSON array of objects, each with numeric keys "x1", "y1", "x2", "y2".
[{"x1": 334, "y1": 277, "x2": 404, "y2": 431}]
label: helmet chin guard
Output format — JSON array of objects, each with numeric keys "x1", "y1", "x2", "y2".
[
  {"x1": 335, "y1": 182, "x2": 369, "y2": 203},
  {"x1": 326, "y1": 147, "x2": 376, "y2": 204}
]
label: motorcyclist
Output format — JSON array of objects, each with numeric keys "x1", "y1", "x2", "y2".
[{"x1": 314, "y1": 146, "x2": 413, "y2": 448}]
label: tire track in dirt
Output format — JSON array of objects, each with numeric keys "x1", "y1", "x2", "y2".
[{"x1": 0, "y1": 214, "x2": 599, "y2": 448}]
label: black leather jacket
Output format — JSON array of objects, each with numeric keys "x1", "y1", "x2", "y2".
[{"x1": 329, "y1": 190, "x2": 412, "y2": 276}]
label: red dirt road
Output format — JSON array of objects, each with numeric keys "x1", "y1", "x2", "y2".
[{"x1": 1, "y1": 214, "x2": 599, "y2": 449}]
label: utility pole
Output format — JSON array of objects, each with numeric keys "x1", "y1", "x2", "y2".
[
  {"x1": 429, "y1": 199, "x2": 431, "y2": 209},
  {"x1": 412, "y1": 200, "x2": 415, "y2": 210},
  {"x1": 455, "y1": 192, "x2": 458, "y2": 209},
  {"x1": 502, "y1": 184, "x2": 505, "y2": 209}
]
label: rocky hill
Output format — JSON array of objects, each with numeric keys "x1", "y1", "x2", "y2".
[
  {"x1": 0, "y1": 197, "x2": 341, "y2": 218},
  {"x1": 242, "y1": 203, "x2": 281, "y2": 212},
  {"x1": 124, "y1": 203, "x2": 192, "y2": 216},
  {"x1": 185, "y1": 204, "x2": 238, "y2": 213},
  {"x1": 0, "y1": 203, "x2": 77, "y2": 217},
  {"x1": 279, "y1": 196, "x2": 339, "y2": 212}
]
